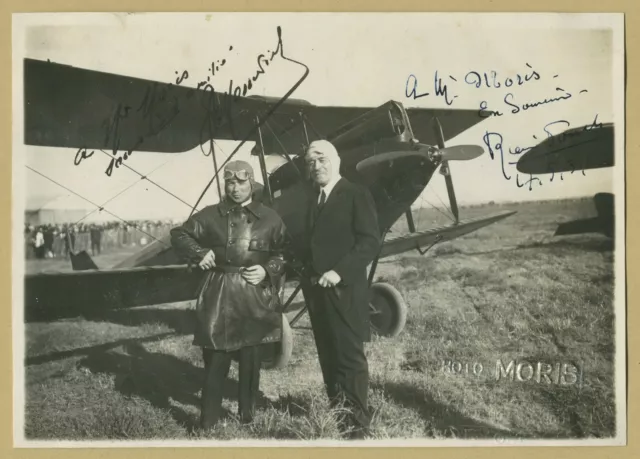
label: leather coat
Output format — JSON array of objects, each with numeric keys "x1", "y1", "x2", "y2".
[{"x1": 170, "y1": 199, "x2": 287, "y2": 351}]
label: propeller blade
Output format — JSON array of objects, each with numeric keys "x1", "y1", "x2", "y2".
[
  {"x1": 433, "y1": 117, "x2": 446, "y2": 149},
  {"x1": 355, "y1": 150, "x2": 431, "y2": 172},
  {"x1": 355, "y1": 144, "x2": 485, "y2": 174},
  {"x1": 432, "y1": 116, "x2": 459, "y2": 223},
  {"x1": 438, "y1": 145, "x2": 485, "y2": 161}
]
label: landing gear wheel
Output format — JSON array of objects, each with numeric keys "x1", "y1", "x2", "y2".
[
  {"x1": 261, "y1": 314, "x2": 293, "y2": 370},
  {"x1": 369, "y1": 282, "x2": 407, "y2": 337}
]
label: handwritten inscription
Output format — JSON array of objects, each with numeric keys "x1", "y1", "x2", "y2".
[
  {"x1": 406, "y1": 72, "x2": 458, "y2": 105},
  {"x1": 479, "y1": 87, "x2": 583, "y2": 118},
  {"x1": 74, "y1": 26, "x2": 298, "y2": 177},
  {"x1": 74, "y1": 148, "x2": 94, "y2": 166},
  {"x1": 403, "y1": 63, "x2": 600, "y2": 190},
  {"x1": 406, "y1": 64, "x2": 588, "y2": 118},
  {"x1": 405, "y1": 63, "x2": 542, "y2": 108}
]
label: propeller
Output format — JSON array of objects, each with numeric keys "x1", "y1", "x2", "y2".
[
  {"x1": 355, "y1": 144, "x2": 484, "y2": 173},
  {"x1": 436, "y1": 145, "x2": 484, "y2": 161}
]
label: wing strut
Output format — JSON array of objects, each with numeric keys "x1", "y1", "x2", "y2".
[
  {"x1": 441, "y1": 163, "x2": 459, "y2": 223},
  {"x1": 405, "y1": 210, "x2": 416, "y2": 233},
  {"x1": 264, "y1": 120, "x2": 303, "y2": 178},
  {"x1": 255, "y1": 117, "x2": 274, "y2": 205},
  {"x1": 208, "y1": 141, "x2": 223, "y2": 201},
  {"x1": 300, "y1": 111, "x2": 310, "y2": 146},
  {"x1": 434, "y1": 117, "x2": 459, "y2": 224}
]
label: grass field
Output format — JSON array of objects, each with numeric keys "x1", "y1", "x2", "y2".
[{"x1": 21, "y1": 198, "x2": 618, "y2": 441}]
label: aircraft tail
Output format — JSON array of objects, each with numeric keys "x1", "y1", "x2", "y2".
[
  {"x1": 554, "y1": 193, "x2": 614, "y2": 238},
  {"x1": 69, "y1": 250, "x2": 99, "y2": 271}
]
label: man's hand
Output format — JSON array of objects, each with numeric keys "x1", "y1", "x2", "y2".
[
  {"x1": 242, "y1": 265, "x2": 267, "y2": 285},
  {"x1": 198, "y1": 250, "x2": 216, "y2": 270},
  {"x1": 318, "y1": 270, "x2": 341, "y2": 288}
]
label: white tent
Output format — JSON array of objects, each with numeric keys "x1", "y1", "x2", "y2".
[{"x1": 25, "y1": 194, "x2": 94, "y2": 225}]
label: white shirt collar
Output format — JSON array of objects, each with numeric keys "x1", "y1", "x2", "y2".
[
  {"x1": 241, "y1": 197, "x2": 253, "y2": 207},
  {"x1": 318, "y1": 176, "x2": 341, "y2": 203}
]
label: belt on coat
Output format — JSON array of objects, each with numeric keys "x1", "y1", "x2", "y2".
[{"x1": 211, "y1": 265, "x2": 248, "y2": 274}]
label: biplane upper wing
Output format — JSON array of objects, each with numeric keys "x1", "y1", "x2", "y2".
[
  {"x1": 516, "y1": 123, "x2": 614, "y2": 175},
  {"x1": 405, "y1": 107, "x2": 487, "y2": 151},
  {"x1": 25, "y1": 58, "x2": 486, "y2": 156},
  {"x1": 25, "y1": 58, "x2": 298, "y2": 153}
]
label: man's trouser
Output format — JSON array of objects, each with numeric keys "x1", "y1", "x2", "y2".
[
  {"x1": 306, "y1": 284, "x2": 371, "y2": 435},
  {"x1": 200, "y1": 346, "x2": 261, "y2": 428}
]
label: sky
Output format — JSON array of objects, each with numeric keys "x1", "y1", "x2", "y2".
[{"x1": 13, "y1": 13, "x2": 624, "y2": 222}]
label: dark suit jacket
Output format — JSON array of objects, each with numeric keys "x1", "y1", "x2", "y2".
[{"x1": 306, "y1": 177, "x2": 381, "y2": 341}]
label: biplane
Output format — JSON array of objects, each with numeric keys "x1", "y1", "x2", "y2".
[
  {"x1": 23, "y1": 58, "x2": 516, "y2": 368},
  {"x1": 516, "y1": 121, "x2": 615, "y2": 239}
]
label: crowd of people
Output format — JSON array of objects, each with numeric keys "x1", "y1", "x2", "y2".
[{"x1": 24, "y1": 220, "x2": 180, "y2": 259}]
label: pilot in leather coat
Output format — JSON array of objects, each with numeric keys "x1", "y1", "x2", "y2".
[{"x1": 170, "y1": 160, "x2": 287, "y2": 428}]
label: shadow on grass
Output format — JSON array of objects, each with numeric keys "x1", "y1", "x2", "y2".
[
  {"x1": 96, "y1": 307, "x2": 196, "y2": 335},
  {"x1": 373, "y1": 381, "x2": 521, "y2": 439},
  {"x1": 426, "y1": 237, "x2": 612, "y2": 260},
  {"x1": 471, "y1": 237, "x2": 613, "y2": 257},
  {"x1": 513, "y1": 237, "x2": 614, "y2": 253},
  {"x1": 26, "y1": 307, "x2": 195, "y2": 366},
  {"x1": 78, "y1": 342, "x2": 273, "y2": 432},
  {"x1": 25, "y1": 332, "x2": 178, "y2": 366}
]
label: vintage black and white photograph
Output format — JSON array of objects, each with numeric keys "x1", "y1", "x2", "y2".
[{"x1": 12, "y1": 12, "x2": 625, "y2": 446}]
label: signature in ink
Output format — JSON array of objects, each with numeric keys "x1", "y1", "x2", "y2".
[
  {"x1": 540, "y1": 114, "x2": 604, "y2": 149},
  {"x1": 405, "y1": 71, "x2": 458, "y2": 105},
  {"x1": 187, "y1": 26, "x2": 310, "y2": 215},
  {"x1": 74, "y1": 26, "x2": 307, "y2": 179},
  {"x1": 481, "y1": 129, "x2": 543, "y2": 191},
  {"x1": 196, "y1": 25, "x2": 291, "y2": 157},
  {"x1": 481, "y1": 114, "x2": 603, "y2": 190}
]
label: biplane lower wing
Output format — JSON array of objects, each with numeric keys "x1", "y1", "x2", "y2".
[
  {"x1": 24, "y1": 265, "x2": 203, "y2": 321},
  {"x1": 24, "y1": 210, "x2": 516, "y2": 320},
  {"x1": 378, "y1": 210, "x2": 517, "y2": 259}
]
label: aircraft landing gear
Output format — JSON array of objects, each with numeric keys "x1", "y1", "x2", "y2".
[
  {"x1": 261, "y1": 263, "x2": 409, "y2": 370},
  {"x1": 369, "y1": 282, "x2": 407, "y2": 337},
  {"x1": 261, "y1": 315, "x2": 293, "y2": 370}
]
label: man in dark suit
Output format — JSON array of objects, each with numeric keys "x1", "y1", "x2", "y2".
[{"x1": 302, "y1": 140, "x2": 381, "y2": 439}]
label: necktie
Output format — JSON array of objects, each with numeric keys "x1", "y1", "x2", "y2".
[
  {"x1": 312, "y1": 189, "x2": 326, "y2": 225},
  {"x1": 318, "y1": 189, "x2": 327, "y2": 208}
]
